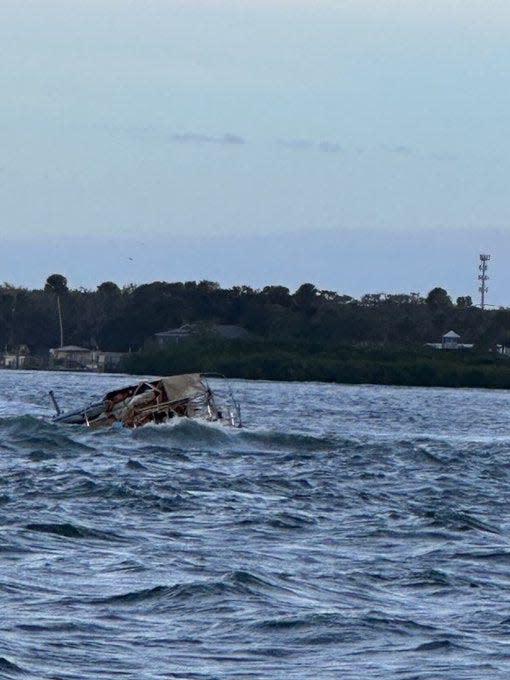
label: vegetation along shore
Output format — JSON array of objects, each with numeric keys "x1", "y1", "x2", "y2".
[{"x1": 3, "y1": 276, "x2": 510, "y2": 389}]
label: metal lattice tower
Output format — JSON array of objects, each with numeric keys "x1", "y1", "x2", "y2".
[{"x1": 478, "y1": 254, "x2": 491, "y2": 310}]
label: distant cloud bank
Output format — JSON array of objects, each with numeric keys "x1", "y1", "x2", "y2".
[
  {"x1": 124, "y1": 127, "x2": 455, "y2": 162},
  {"x1": 318, "y1": 141, "x2": 343, "y2": 153}
]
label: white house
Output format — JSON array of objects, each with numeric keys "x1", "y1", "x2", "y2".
[{"x1": 426, "y1": 330, "x2": 474, "y2": 351}]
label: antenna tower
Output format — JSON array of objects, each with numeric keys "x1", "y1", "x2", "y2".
[{"x1": 478, "y1": 254, "x2": 490, "y2": 310}]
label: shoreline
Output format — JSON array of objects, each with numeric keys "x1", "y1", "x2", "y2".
[{"x1": 120, "y1": 341, "x2": 510, "y2": 391}]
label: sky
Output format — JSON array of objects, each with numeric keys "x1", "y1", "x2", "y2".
[{"x1": 1, "y1": 0, "x2": 509, "y2": 303}]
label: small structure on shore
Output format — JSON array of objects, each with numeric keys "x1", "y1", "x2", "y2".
[
  {"x1": 426, "y1": 330, "x2": 474, "y2": 351},
  {"x1": 154, "y1": 323, "x2": 251, "y2": 347},
  {"x1": 0, "y1": 345, "x2": 30, "y2": 369},
  {"x1": 49, "y1": 345, "x2": 124, "y2": 371}
]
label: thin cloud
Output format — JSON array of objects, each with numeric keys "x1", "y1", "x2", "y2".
[
  {"x1": 170, "y1": 132, "x2": 246, "y2": 145},
  {"x1": 318, "y1": 141, "x2": 342, "y2": 153},
  {"x1": 381, "y1": 144, "x2": 413, "y2": 156},
  {"x1": 170, "y1": 133, "x2": 214, "y2": 144},
  {"x1": 380, "y1": 146, "x2": 458, "y2": 161},
  {"x1": 221, "y1": 133, "x2": 245, "y2": 145},
  {"x1": 278, "y1": 138, "x2": 342, "y2": 153}
]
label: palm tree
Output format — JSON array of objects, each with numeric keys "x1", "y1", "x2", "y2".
[{"x1": 44, "y1": 274, "x2": 68, "y2": 347}]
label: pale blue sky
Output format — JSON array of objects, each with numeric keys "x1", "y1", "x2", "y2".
[{"x1": 1, "y1": 0, "x2": 509, "y2": 303}]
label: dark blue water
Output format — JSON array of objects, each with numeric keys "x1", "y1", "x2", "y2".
[{"x1": 1, "y1": 370, "x2": 510, "y2": 678}]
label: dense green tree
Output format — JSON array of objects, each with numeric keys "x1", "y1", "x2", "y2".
[
  {"x1": 293, "y1": 283, "x2": 319, "y2": 317},
  {"x1": 261, "y1": 285, "x2": 291, "y2": 307},
  {"x1": 44, "y1": 274, "x2": 68, "y2": 295},
  {"x1": 426, "y1": 287, "x2": 452, "y2": 310},
  {"x1": 456, "y1": 295, "x2": 473, "y2": 308},
  {"x1": 97, "y1": 281, "x2": 121, "y2": 297}
]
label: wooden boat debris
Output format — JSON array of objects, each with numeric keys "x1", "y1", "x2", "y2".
[{"x1": 50, "y1": 373, "x2": 241, "y2": 428}]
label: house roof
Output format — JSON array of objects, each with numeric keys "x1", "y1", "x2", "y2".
[
  {"x1": 155, "y1": 324, "x2": 250, "y2": 340},
  {"x1": 155, "y1": 327, "x2": 192, "y2": 339},
  {"x1": 442, "y1": 331, "x2": 460, "y2": 338},
  {"x1": 52, "y1": 345, "x2": 91, "y2": 352}
]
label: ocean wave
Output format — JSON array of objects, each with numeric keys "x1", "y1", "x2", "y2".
[
  {"x1": 413, "y1": 639, "x2": 467, "y2": 652},
  {"x1": 426, "y1": 509, "x2": 501, "y2": 535},
  {"x1": 24, "y1": 522, "x2": 124, "y2": 541},
  {"x1": 240, "y1": 428, "x2": 348, "y2": 452},
  {"x1": 2, "y1": 373, "x2": 510, "y2": 678},
  {"x1": 91, "y1": 570, "x2": 296, "y2": 614},
  {"x1": 131, "y1": 418, "x2": 233, "y2": 446},
  {"x1": 0, "y1": 657, "x2": 26, "y2": 675}
]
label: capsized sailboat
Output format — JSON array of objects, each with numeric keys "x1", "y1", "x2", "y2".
[{"x1": 50, "y1": 373, "x2": 241, "y2": 428}]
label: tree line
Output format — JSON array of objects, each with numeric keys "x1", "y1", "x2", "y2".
[{"x1": 1, "y1": 276, "x2": 509, "y2": 357}]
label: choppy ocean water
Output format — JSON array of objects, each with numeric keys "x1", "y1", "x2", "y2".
[{"x1": 1, "y1": 370, "x2": 510, "y2": 678}]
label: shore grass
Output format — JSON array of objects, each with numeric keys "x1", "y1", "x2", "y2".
[{"x1": 121, "y1": 338, "x2": 510, "y2": 389}]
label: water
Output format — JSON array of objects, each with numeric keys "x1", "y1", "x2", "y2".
[{"x1": 1, "y1": 370, "x2": 510, "y2": 678}]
